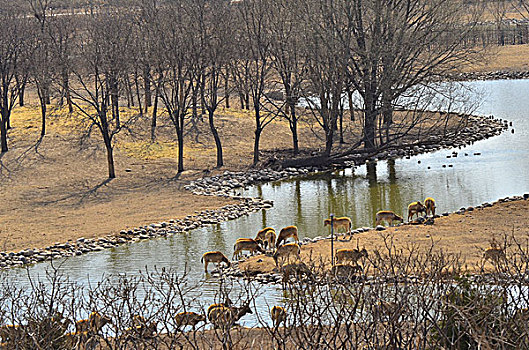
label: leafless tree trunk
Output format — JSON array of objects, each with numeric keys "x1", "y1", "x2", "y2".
[
  {"x1": 0, "y1": 9, "x2": 27, "y2": 152},
  {"x1": 236, "y1": 0, "x2": 276, "y2": 165},
  {"x1": 299, "y1": 0, "x2": 347, "y2": 157},
  {"x1": 268, "y1": 0, "x2": 305, "y2": 155},
  {"x1": 66, "y1": 7, "x2": 134, "y2": 178},
  {"x1": 157, "y1": 2, "x2": 196, "y2": 173}
]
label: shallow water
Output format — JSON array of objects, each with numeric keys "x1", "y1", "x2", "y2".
[{"x1": 5, "y1": 79, "x2": 529, "y2": 326}]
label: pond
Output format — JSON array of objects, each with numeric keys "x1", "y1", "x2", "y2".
[{"x1": 4, "y1": 79, "x2": 529, "y2": 326}]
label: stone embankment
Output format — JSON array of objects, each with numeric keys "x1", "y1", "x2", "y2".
[
  {"x1": 0, "y1": 198, "x2": 272, "y2": 269},
  {"x1": 363, "y1": 115, "x2": 508, "y2": 164},
  {"x1": 0, "y1": 114, "x2": 509, "y2": 269},
  {"x1": 453, "y1": 70, "x2": 529, "y2": 81},
  {"x1": 221, "y1": 194, "x2": 529, "y2": 285}
]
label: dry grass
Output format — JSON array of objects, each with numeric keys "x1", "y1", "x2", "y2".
[{"x1": 463, "y1": 44, "x2": 529, "y2": 73}]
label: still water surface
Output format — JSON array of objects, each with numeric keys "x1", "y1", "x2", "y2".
[{"x1": 5, "y1": 79, "x2": 529, "y2": 325}]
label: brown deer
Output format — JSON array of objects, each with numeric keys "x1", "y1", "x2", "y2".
[
  {"x1": 407, "y1": 201, "x2": 426, "y2": 221},
  {"x1": 273, "y1": 243, "x2": 301, "y2": 267},
  {"x1": 375, "y1": 211, "x2": 403, "y2": 226},
  {"x1": 208, "y1": 304, "x2": 252, "y2": 329},
  {"x1": 276, "y1": 226, "x2": 299, "y2": 248},
  {"x1": 271, "y1": 306, "x2": 286, "y2": 329},
  {"x1": 424, "y1": 197, "x2": 436, "y2": 216},
  {"x1": 335, "y1": 248, "x2": 368, "y2": 265},
  {"x1": 233, "y1": 238, "x2": 265, "y2": 260},
  {"x1": 324, "y1": 217, "x2": 352, "y2": 239},
  {"x1": 201, "y1": 251, "x2": 231, "y2": 273},
  {"x1": 174, "y1": 312, "x2": 206, "y2": 329},
  {"x1": 255, "y1": 227, "x2": 275, "y2": 244}
]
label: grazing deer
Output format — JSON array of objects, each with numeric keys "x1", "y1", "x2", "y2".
[
  {"x1": 273, "y1": 243, "x2": 301, "y2": 267},
  {"x1": 201, "y1": 251, "x2": 231, "y2": 273},
  {"x1": 233, "y1": 238, "x2": 265, "y2": 260},
  {"x1": 375, "y1": 211, "x2": 404, "y2": 226},
  {"x1": 75, "y1": 312, "x2": 111, "y2": 335},
  {"x1": 280, "y1": 262, "x2": 313, "y2": 281},
  {"x1": 483, "y1": 247, "x2": 506, "y2": 264},
  {"x1": 276, "y1": 226, "x2": 299, "y2": 248},
  {"x1": 70, "y1": 312, "x2": 111, "y2": 349},
  {"x1": 335, "y1": 248, "x2": 368, "y2": 265},
  {"x1": 121, "y1": 315, "x2": 157, "y2": 341},
  {"x1": 424, "y1": 197, "x2": 436, "y2": 216},
  {"x1": 264, "y1": 230, "x2": 277, "y2": 250},
  {"x1": 207, "y1": 304, "x2": 252, "y2": 329},
  {"x1": 207, "y1": 297, "x2": 233, "y2": 315},
  {"x1": 330, "y1": 263, "x2": 363, "y2": 279},
  {"x1": 324, "y1": 217, "x2": 353, "y2": 239},
  {"x1": 255, "y1": 227, "x2": 275, "y2": 244},
  {"x1": 174, "y1": 312, "x2": 206, "y2": 329},
  {"x1": 407, "y1": 201, "x2": 426, "y2": 222},
  {"x1": 271, "y1": 306, "x2": 286, "y2": 329}
]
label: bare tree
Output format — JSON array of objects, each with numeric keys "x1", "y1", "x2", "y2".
[
  {"x1": 194, "y1": 0, "x2": 234, "y2": 168},
  {"x1": 299, "y1": 0, "x2": 349, "y2": 157},
  {"x1": 48, "y1": 12, "x2": 76, "y2": 114},
  {"x1": 157, "y1": 2, "x2": 195, "y2": 173},
  {"x1": 27, "y1": 0, "x2": 54, "y2": 137},
  {"x1": 333, "y1": 0, "x2": 483, "y2": 151},
  {"x1": 0, "y1": 9, "x2": 29, "y2": 153},
  {"x1": 131, "y1": 0, "x2": 162, "y2": 141},
  {"x1": 67, "y1": 8, "x2": 134, "y2": 178},
  {"x1": 236, "y1": 0, "x2": 276, "y2": 165},
  {"x1": 267, "y1": 0, "x2": 306, "y2": 155}
]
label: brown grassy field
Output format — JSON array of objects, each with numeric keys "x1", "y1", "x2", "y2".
[{"x1": 464, "y1": 44, "x2": 529, "y2": 73}]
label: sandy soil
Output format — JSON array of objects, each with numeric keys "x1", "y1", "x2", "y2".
[{"x1": 239, "y1": 199, "x2": 529, "y2": 274}]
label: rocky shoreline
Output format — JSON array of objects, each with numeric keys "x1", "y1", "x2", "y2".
[
  {"x1": 221, "y1": 194, "x2": 529, "y2": 285},
  {"x1": 0, "y1": 114, "x2": 509, "y2": 270},
  {"x1": 453, "y1": 70, "x2": 529, "y2": 81},
  {"x1": 0, "y1": 198, "x2": 272, "y2": 269}
]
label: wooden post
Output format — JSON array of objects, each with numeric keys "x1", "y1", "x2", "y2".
[{"x1": 330, "y1": 214, "x2": 334, "y2": 266}]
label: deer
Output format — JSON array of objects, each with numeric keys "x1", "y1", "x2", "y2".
[
  {"x1": 324, "y1": 217, "x2": 353, "y2": 239},
  {"x1": 375, "y1": 211, "x2": 404, "y2": 226},
  {"x1": 208, "y1": 304, "x2": 252, "y2": 329},
  {"x1": 255, "y1": 227, "x2": 275, "y2": 245},
  {"x1": 424, "y1": 197, "x2": 436, "y2": 216},
  {"x1": 233, "y1": 238, "x2": 265, "y2": 260},
  {"x1": 273, "y1": 243, "x2": 301, "y2": 267},
  {"x1": 276, "y1": 226, "x2": 299, "y2": 248},
  {"x1": 174, "y1": 312, "x2": 206, "y2": 330},
  {"x1": 335, "y1": 248, "x2": 368, "y2": 265},
  {"x1": 407, "y1": 201, "x2": 426, "y2": 222},
  {"x1": 271, "y1": 306, "x2": 286, "y2": 329},
  {"x1": 201, "y1": 251, "x2": 231, "y2": 273}
]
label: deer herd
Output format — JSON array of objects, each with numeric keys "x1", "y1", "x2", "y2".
[
  {"x1": 0, "y1": 195, "x2": 508, "y2": 343},
  {"x1": 201, "y1": 197, "x2": 441, "y2": 276}
]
